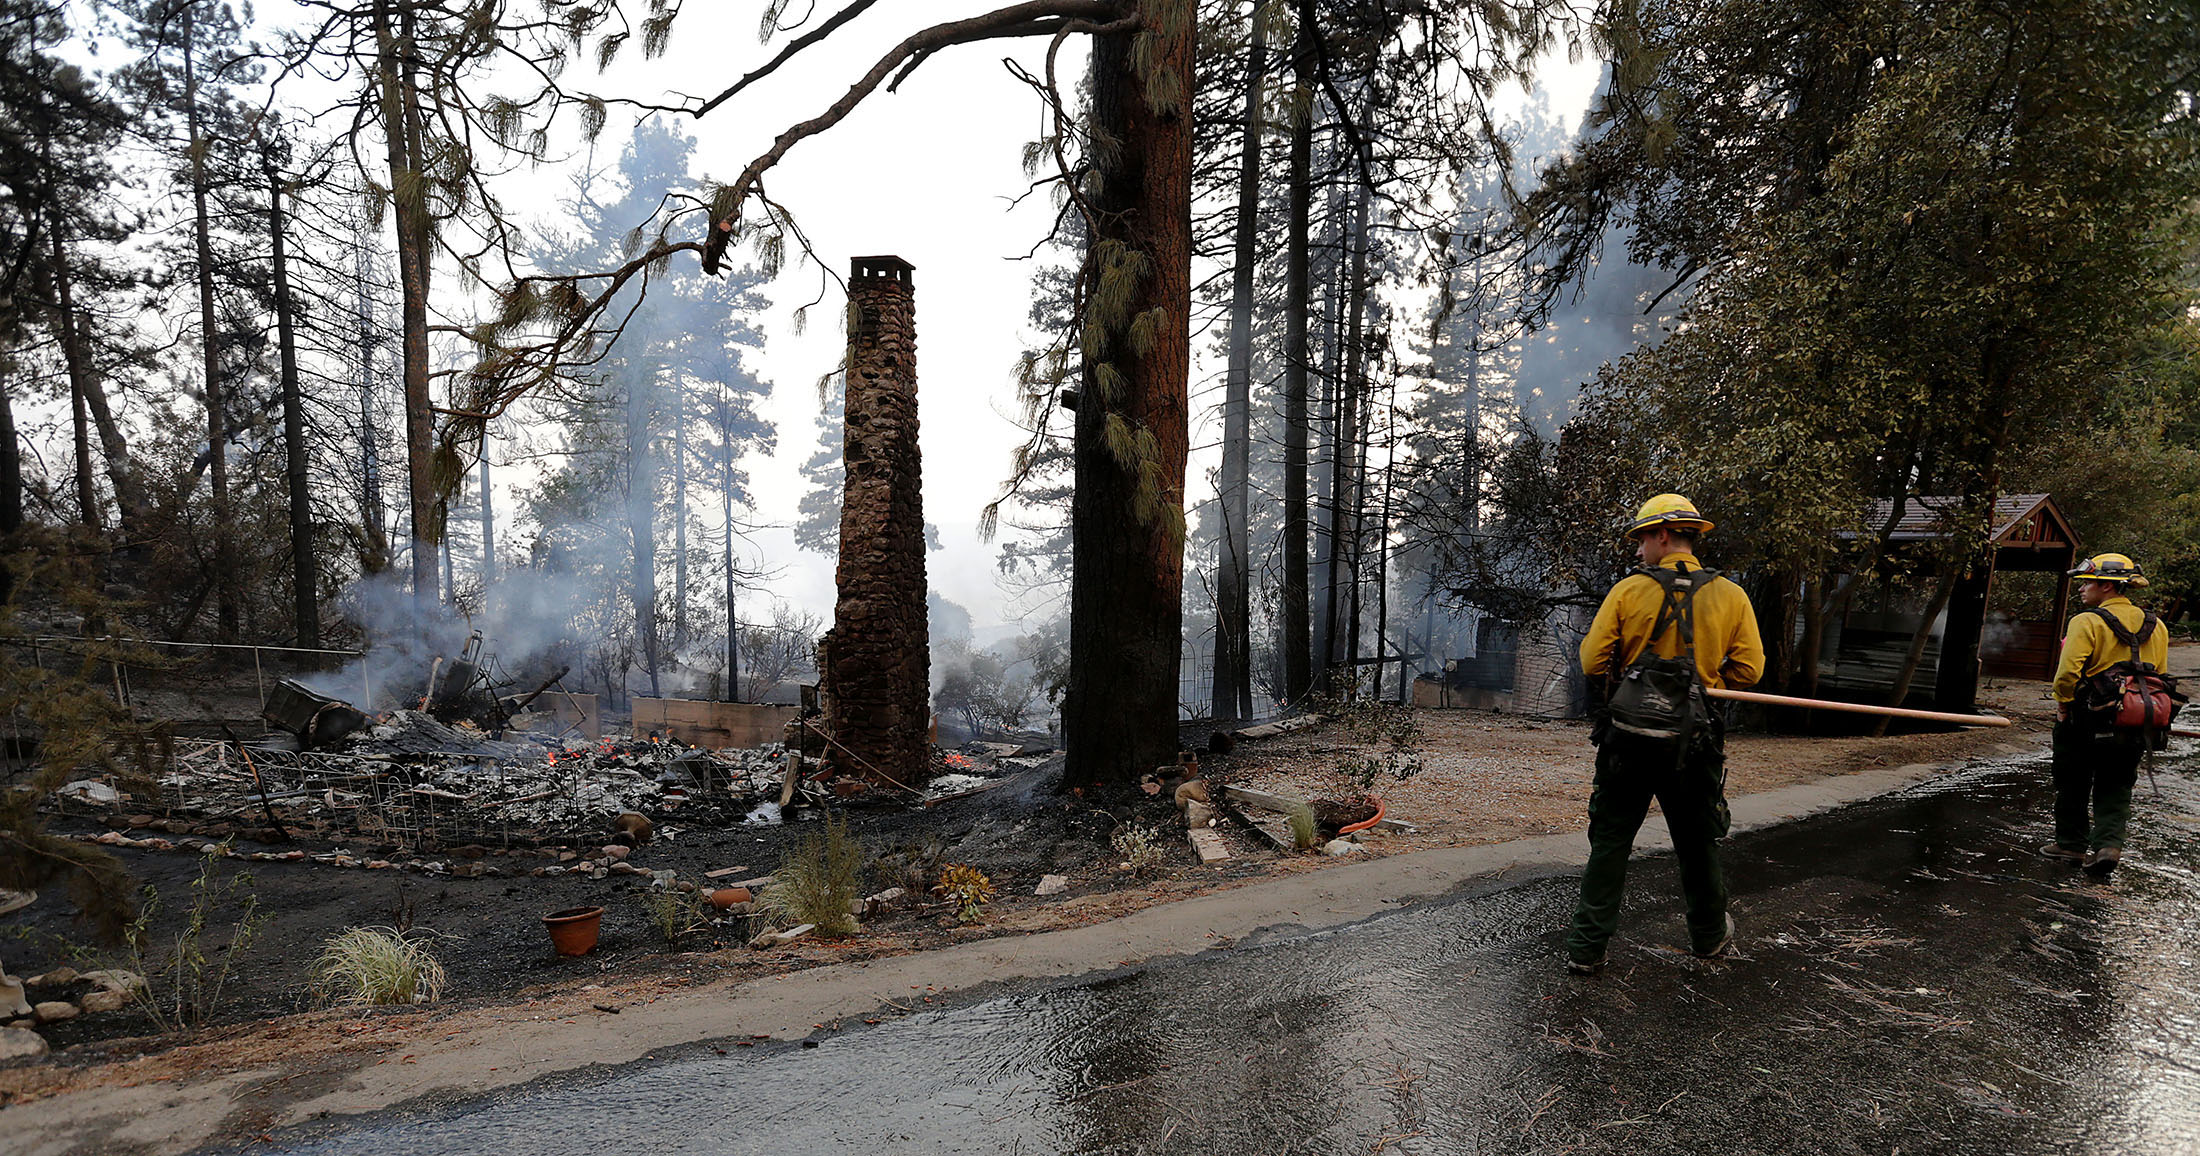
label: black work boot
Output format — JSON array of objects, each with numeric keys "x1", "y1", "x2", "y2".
[{"x1": 1694, "y1": 913, "x2": 1736, "y2": 959}]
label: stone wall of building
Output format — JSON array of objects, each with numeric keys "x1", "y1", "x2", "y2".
[{"x1": 823, "y1": 256, "x2": 931, "y2": 788}]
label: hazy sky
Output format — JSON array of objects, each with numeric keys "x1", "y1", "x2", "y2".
[
  {"x1": 622, "y1": 9, "x2": 1603, "y2": 634},
  {"x1": 238, "y1": 3, "x2": 1601, "y2": 636},
  {"x1": 489, "y1": 7, "x2": 1100, "y2": 634}
]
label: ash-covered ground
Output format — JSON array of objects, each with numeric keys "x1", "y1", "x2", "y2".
[{"x1": 5, "y1": 719, "x2": 1242, "y2": 1060}]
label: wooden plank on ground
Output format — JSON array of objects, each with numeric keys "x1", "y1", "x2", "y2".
[
  {"x1": 1216, "y1": 797, "x2": 1294, "y2": 851},
  {"x1": 1219, "y1": 785, "x2": 1305, "y2": 815},
  {"x1": 924, "y1": 780, "x2": 1007, "y2": 808},
  {"x1": 1222, "y1": 784, "x2": 1414, "y2": 836},
  {"x1": 704, "y1": 865, "x2": 752, "y2": 879},
  {"x1": 1230, "y1": 715, "x2": 1325, "y2": 742}
]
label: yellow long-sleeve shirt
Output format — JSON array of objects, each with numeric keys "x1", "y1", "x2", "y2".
[
  {"x1": 1579, "y1": 553, "x2": 1765, "y2": 690},
  {"x1": 2052, "y1": 595, "x2": 2168, "y2": 703}
]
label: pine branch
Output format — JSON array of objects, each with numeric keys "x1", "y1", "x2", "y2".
[{"x1": 700, "y1": 0, "x2": 1130, "y2": 274}]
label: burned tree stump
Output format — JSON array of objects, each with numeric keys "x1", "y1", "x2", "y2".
[{"x1": 822, "y1": 256, "x2": 930, "y2": 790}]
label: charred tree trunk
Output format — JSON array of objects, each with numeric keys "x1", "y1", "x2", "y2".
[
  {"x1": 1311, "y1": 193, "x2": 1344, "y2": 690},
  {"x1": 70, "y1": 376, "x2": 97, "y2": 528},
  {"x1": 49, "y1": 222, "x2": 125, "y2": 532},
  {"x1": 267, "y1": 156, "x2": 318, "y2": 648},
  {"x1": 1213, "y1": 0, "x2": 1268, "y2": 725},
  {"x1": 1278, "y1": 0, "x2": 1317, "y2": 707},
  {"x1": 722, "y1": 382, "x2": 739, "y2": 702},
  {"x1": 0, "y1": 379, "x2": 20, "y2": 566},
  {"x1": 724, "y1": 487, "x2": 739, "y2": 702},
  {"x1": 1062, "y1": 8, "x2": 1193, "y2": 786},
  {"x1": 353, "y1": 242, "x2": 389, "y2": 574},
  {"x1": 376, "y1": 1, "x2": 439, "y2": 610},
  {"x1": 673, "y1": 382, "x2": 688, "y2": 648},
  {"x1": 478, "y1": 448, "x2": 494, "y2": 585},
  {"x1": 1321, "y1": 175, "x2": 1369, "y2": 697},
  {"x1": 628, "y1": 368, "x2": 661, "y2": 699},
  {"x1": 182, "y1": 5, "x2": 237, "y2": 639}
]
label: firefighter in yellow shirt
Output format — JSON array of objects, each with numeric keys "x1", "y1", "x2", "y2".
[
  {"x1": 1566, "y1": 494, "x2": 1765, "y2": 975},
  {"x1": 2045, "y1": 553, "x2": 2168, "y2": 876}
]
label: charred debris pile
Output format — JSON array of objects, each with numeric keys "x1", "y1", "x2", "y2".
[{"x1": 49, "y1": 634, "x2": 1054, "y2": 870}]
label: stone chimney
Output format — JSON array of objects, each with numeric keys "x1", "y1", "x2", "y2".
[{"x1": 824, "y1": 256, "x2": 929, "y2": 789}]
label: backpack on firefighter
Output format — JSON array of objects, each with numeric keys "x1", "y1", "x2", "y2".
[
  {"x1": 1603, "y1": 565, "x2": 1716, "y2": 760},
  {"x1": 2074, "y1": 606, "x2": 2186, "y2": 751}
]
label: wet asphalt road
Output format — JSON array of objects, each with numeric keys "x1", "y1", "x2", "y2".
[{"x1": 253, "y1": 750, "x2": 2200, "y2": 1156}]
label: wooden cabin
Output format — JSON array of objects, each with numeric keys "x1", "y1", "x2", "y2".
[{"x1": 1816, "y1": 493, "x2": 2078, "y2": 712}]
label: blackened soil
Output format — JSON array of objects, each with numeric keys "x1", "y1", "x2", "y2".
[{"x1": 3, "y1": 755, "x2": 1237, "y2": 1060}]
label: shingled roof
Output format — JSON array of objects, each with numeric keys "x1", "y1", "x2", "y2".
[{"x1": 1857, "y1": 493, "x2": 2074, "y2": 548}]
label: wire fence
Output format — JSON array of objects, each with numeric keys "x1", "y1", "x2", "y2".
[{"x1": 1, "y1": 635, "x2": 365, "y2": 722}]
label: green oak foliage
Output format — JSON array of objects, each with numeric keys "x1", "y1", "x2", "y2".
[{"x1": 1538, "y1": 0, "x2": 2200, "y2": 669}]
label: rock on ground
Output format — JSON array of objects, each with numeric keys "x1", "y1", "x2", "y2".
[
  {"x1": 0, "y1": 1027, "x2": 47, "y2": 1062},
  {"x1": 80, "y1": 989, "x2": 129, "y2": 1014},
  {"x1": 77, "y1": 969, "x2": 146, "y2": 994}
]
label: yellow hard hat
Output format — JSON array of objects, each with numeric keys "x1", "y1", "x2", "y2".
[
  {"x1": 2068, "y1": 553, "x2": 2150, "y2": 587},
  {"x1": 1624, "y1": 493, "x2": 1714, "y2": 539}
]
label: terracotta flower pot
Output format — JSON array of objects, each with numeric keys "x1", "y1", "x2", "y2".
[
  {"x1": 1336, "y1": 797, "x2": 1387, "y2": 835},
  {"x1": 543, "y1": 906, "x2": 604, "y2": 957},
  {"x1": 708, "y1": 887, "x2": 753, "y2": 911}
]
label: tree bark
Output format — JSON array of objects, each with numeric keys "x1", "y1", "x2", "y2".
[
  {"x1": 353, "y1": 241, "x2": 389, "y2": 574},
  {"x1": 267, "y1": 155, "x2": 318, "y2": 648},
  {"x1": 182, "y1": 3, "x2": 237, "y2": 639},
  {"x1": 0, "y1": 379, "x2": 20, "y2": 543},
  {"x1": 0, "y1": 375, "x2": 20, "y2": 630},
  {"x1": 1321, "y1": 174, "x2": 1369, "y2": 696},
  {"x1": 673, "y1": 380, "x2": 688, "y2": 648},
  {"x1": 478, "y1": 442, "x2": 494, "y2": 585},
  {"x1": 50, "y1": 222, "x2": 142, "y2": 535},
  {"x1": 628, "y1": 368, "x2": 660, "y2": 698},
  {"x1": 1062, "y1": 4, "x2": 1193, "y2": 786},
  {"x1": 70, "y1": 377, "x2": 97, "y2": 527},
  {"x1": 725, "y1": 478, "x2": 739, "y2": 702},
  {"x1": 50, "y1": 223, "x2": 100, "y2": 530},
  {"x1": 1213, "y1": 0, "x2": 1268, "y2": 724},
  {"x1": 1311, "y1": 185, "x2": 1344, "y2": 689},
  {"x1": 376, "y1": 1, "x2": 439, "y2": 610},
  {"x1": 722, "y1": 380, "x2": 740, "y2": 701},
  {"x1": 1279, "y1": 0, "x2": 1317, "y2": 707}
]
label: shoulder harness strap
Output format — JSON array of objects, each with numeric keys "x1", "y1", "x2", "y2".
[
  {"x1": 2088, "y1": 605, "x2": 2159, "y2": 665},
  {"x1": 1638, "y1": 565, "x2": 1719, "y2": 659}
]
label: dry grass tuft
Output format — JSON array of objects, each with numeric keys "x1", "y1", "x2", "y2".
[{"x1": 311, "y1": 927, "x2": 446, "y2": 1007}]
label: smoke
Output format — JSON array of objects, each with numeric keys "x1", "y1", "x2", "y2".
[
  {"x1": 301, "y1": 567, "x2": 606, "y2": 709},
  {"x1": 1505, "y1": 230, "x2": 1680, "y2": 436}
]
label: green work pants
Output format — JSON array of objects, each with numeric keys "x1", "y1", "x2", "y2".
[
  {"x1": 1566, "y1": 729, "x2": 1732, "y2": 964},
  {"x1": 2051, "y1": 720, "x2": 2141, "y2": 853}
]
